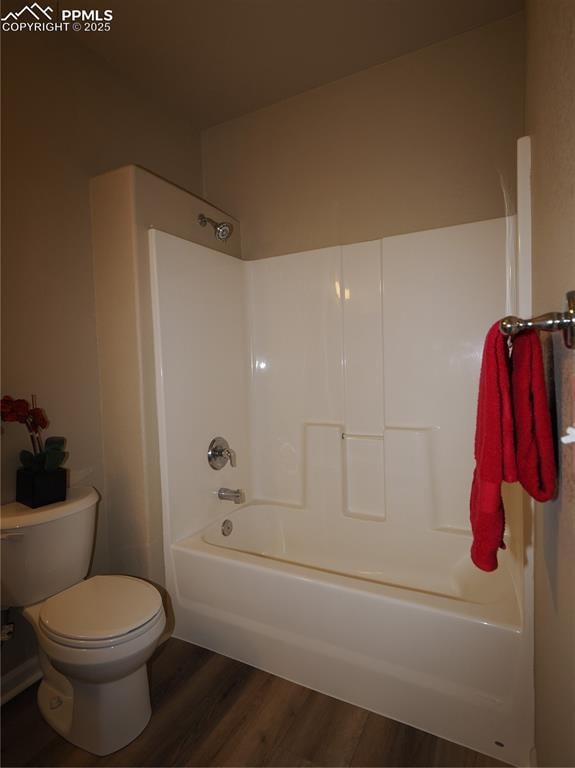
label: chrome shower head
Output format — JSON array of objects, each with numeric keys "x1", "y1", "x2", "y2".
[
  {"x1": 214, "y1": 221, "x2": 233, "y2": 241},
  {"x1": 198, "y1": 213, "x2": 234, "y2": 242}
]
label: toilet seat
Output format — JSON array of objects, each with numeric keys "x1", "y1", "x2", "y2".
[
  {"x1": 39, "y1": 608, "x2": 165, "y2": 650},
  {"x1": 39, "y1": 575, "x2": 163, "y2": 649}
]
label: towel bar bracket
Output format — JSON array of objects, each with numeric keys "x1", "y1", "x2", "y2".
[{"x1": 500, "y1": 290, "x2": 575, "y2": 349}]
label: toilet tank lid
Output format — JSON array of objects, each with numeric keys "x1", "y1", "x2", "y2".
[
  {"x1": 0, "y1": 487, "x2": 98, "y2": 530},
  {"x1": 40, "y1": 575, "x2": 163, "y2": 641}
]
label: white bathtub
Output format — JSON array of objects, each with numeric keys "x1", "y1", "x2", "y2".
[{"x1": 169, "y1": 503, "x2": 532, "y2": 767}]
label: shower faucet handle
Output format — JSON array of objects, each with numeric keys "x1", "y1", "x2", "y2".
[
  {"x1": 225, "y1": 446, "x2": 237, "y2": 467},
  {"x1": 208, "y1": 437, "x2": 236, "y2": 470}
]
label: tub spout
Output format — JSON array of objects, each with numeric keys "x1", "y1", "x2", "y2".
[{"x1": 217, "y1": 488, "x2": 245, "y2": 504}]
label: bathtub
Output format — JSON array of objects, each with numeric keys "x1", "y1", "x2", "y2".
[{"x1": 168, "y1": 502, "x2": 532, "y2": 767}]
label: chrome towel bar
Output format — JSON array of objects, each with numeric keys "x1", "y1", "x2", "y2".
[{"x1": 500, "y1": 290, "x2": 575, "y2": 349}]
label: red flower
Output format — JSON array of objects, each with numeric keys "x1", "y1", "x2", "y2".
[
  {"x1": 12, "y1": 399, "x2": 30, "y2": 424},
  {"x1": 1, "y1": 396, "x2": 17, "y2": 422},
  {"x1": 29, "y1": 407, "x2": 49, "y2": 430}
]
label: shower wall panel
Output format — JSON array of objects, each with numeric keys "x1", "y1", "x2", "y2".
[
  {"x1": 246, "y1": 247, "x2": 343, "y2": 507},
  {"x1": 381, "y1": 219, "x2": 507, "y2": 530},
  {"x1": 150, "y1": 230, "x2": 251, "y2": 543},
  {"x1": 151, "y1": 217, "x2": 512, "y2": 544},
  {"x1": 247, "y1": 217, "x2": 510, "y2": 533}
]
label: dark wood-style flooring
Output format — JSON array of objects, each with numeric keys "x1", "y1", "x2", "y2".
[{"x1": 1, "y1": 638, "x2": 508, "y2": 767}]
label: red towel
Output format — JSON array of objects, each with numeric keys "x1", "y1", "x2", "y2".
[
  {"x1": 470, "y1": 323, "x2": 517, "y2": 571},
  {"x1": 512, "y1": 331, "x2": 556, "y2": 502},
  {"x1": 470, "y1": 324, "x2": 556, "y2": 571}
]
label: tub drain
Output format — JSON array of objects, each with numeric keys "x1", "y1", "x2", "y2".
[{"x1": 221, "y1": 519, "x2": 233, "y2": 537}]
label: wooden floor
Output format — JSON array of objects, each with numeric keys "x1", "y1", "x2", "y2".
[{"x1": 1, "y1": 638, "x2": 507, "y2": 768}]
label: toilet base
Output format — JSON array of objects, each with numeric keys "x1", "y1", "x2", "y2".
[{"x1": 37, "y1": 665, "x2": 152, "y2": 756}]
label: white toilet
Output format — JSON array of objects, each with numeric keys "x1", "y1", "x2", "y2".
[{"x1": 0, "y1": 487, "x2": 166, "y2": 756}]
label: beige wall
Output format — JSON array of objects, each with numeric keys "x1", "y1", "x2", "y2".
[
  {"x1": 1, "y1": 33, "x2": 202, "y2": 675},
  {"x1": 527, "y1": 1, "x2": 575, "y2": 765},
  {"x1": 2, "y1": 31, "x2": 202, "y2": 542},
  {"x1": 202, "y1": 14, "x2": 525, "y2": 260}
]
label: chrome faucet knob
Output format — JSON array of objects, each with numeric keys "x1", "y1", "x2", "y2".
[
  {"x1": 224, "y1": 447, "x2": 237, "y2": 468},
  {"x1": 208, "y1": 437, "x2": 237, "y2": 470}
]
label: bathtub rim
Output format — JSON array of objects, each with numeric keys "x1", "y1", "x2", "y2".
[
  {"x1": 197, "y1": 498, "x2": 518, "y2": 606},
  {"x1": 174, "y1": 524, "x2": 522, "y2": 632}
]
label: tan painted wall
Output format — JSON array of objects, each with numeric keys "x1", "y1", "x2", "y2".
[
  {"x1": 526, "y1": 1, "x2": 575, "y2": 765},
  {"x1": 1, "y1": 33, "x2": 202, "y2": 676},
  {"x1": 202, "y1": 14, "x2": 525, "y2": 260},
  {"x1": 2, "y1": 31, "x2": 202, "y2": 540}
]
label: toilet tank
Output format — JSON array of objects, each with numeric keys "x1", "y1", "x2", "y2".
[{"x1": 1, "y1": 487, "x2": 98, "y2": 607}]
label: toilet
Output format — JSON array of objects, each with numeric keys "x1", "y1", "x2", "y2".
[{"x1": 0, "y1": 487, "x2": 166, "y2": 756}]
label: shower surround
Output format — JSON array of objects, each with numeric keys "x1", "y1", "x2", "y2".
[{"x1": 150, "y1": 216, "x2": 532, "y2": 766}]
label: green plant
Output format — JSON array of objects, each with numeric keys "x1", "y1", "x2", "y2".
[
  {"x1": 19, "y1": 436, "x2": 67, "y2": 472},
  {"x1": 1, "y1": 394, "x2": 67, "y2": 472}
]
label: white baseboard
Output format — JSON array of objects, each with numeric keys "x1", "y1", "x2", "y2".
[{"x1": 1, "y1": 656, "x2": 42, "y2": 705}]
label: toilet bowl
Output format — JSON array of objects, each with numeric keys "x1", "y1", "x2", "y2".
[
  {"x1": 1, "y1": 488, "x2": 168, "y2": 756},
  {"x1": 23, "y1": 575, "x2": 166, "y2": 756},
  {"x1": 23, "y1": 574, "x2": 166, "y2": 756}
]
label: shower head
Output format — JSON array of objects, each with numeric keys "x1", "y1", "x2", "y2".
[
  {"x1": 198, "y1": 213, "x2": 234, "y2": 242},
  {"x1": 215, "y1": 221, "x2": 233, "y2": 241}
]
